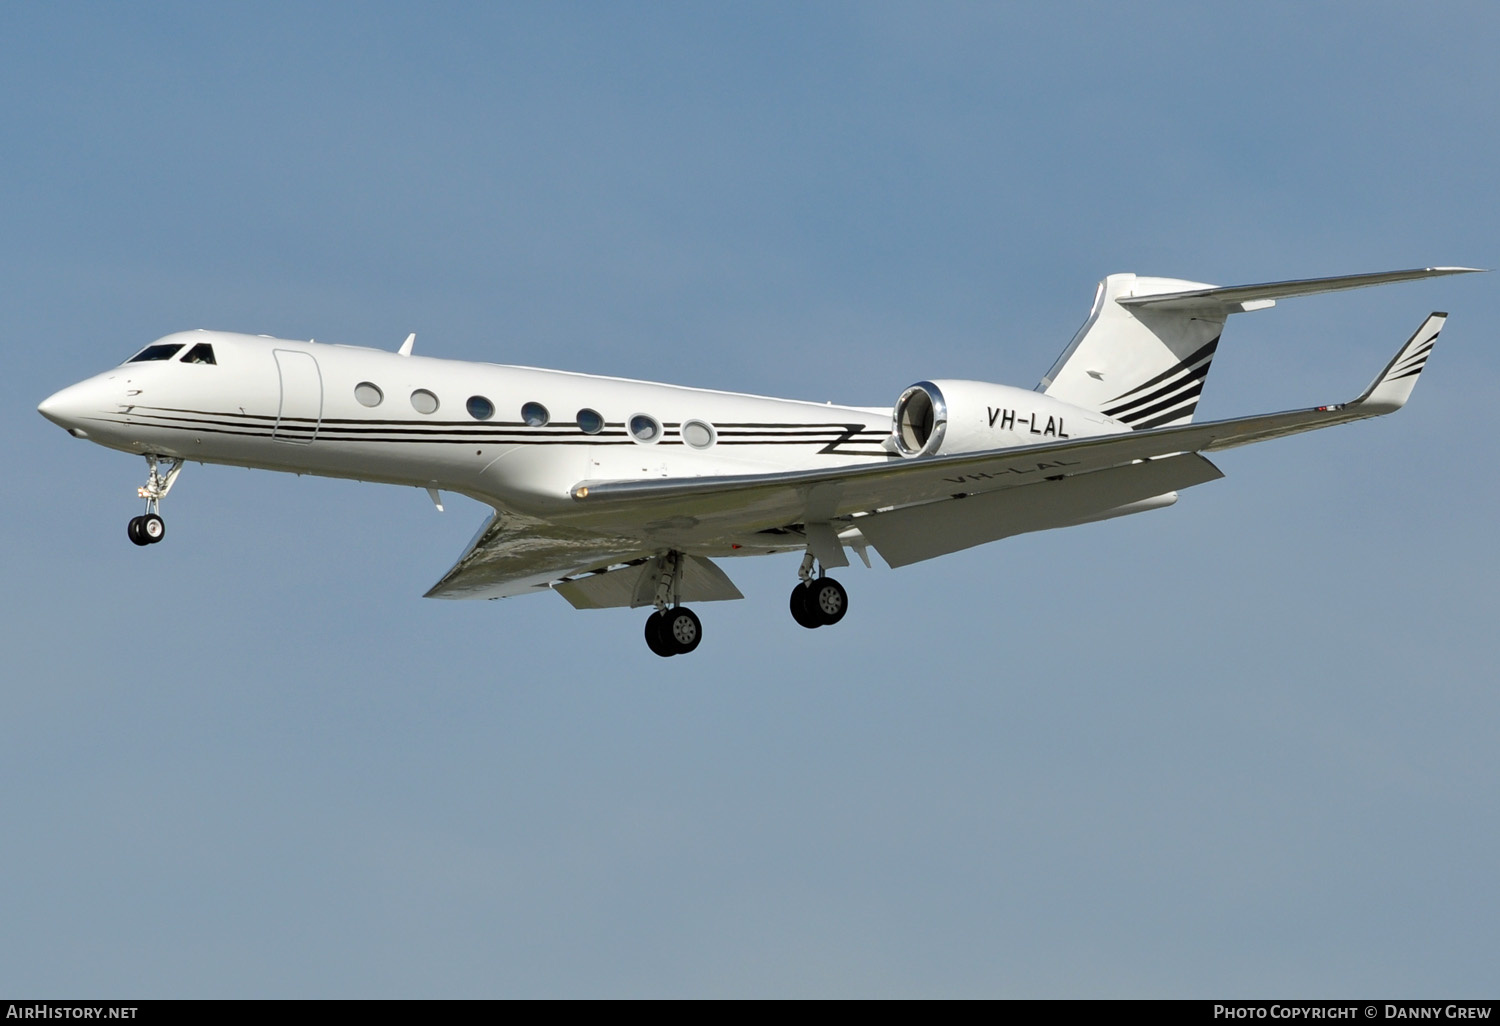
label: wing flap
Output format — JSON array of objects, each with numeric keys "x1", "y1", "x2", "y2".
[
  {"x1": 856, "y1": 453, "x2": 1223, "y2": 567},
  {"x1": 424, "y1": 510, "x2": 652, "y2": 600},
  {"x1": 554, "y1": 554, "x2": 744, "y2": 609}
]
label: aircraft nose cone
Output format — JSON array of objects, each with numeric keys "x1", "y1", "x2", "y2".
[{"x1": 38, "y1": 381, "x2": 99, "y2": 436}]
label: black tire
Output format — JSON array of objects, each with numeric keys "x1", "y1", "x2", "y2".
[
  {"x1": 789, "y1": 582, "x2": 821, "y2": 629},
  {"x1": 808, "y1": 577, "x2": 848, "y2": 626},
  {"x1": 127, "y1": 516, "x2": 149, "y2": 547},
  {"x1": 662, "y1": 607, "x2": 702, "y2": 654},
  {"x1": 644, "y1": 612, "x2": 675, "y2": 657},
  {"x1": 141, "y1": 513, "x2": 165, "y2": 544}
]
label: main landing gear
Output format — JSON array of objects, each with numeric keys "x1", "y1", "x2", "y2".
[
  {"x1": 643, "y1": 551, "x2": 703, "y2": 657},
  {"x1": 789, "y1": 552, "x2": 849, "y2": 630},
  {"x1": 645, "y1": 607, "x2": 702, "y2": 657},
  {"x1": 639, "y1": 549, "x2": 853, "y2": 655},
  {"x1": 127, "y1": 455, "x2": 183, "y2": 548}
]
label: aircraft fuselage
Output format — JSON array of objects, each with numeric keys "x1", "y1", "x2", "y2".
[{"x1": 39, "y1": 330, "x2": 1120, "y2": 534}]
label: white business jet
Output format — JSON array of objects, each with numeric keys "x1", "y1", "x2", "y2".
[{"x1": 38, "y1": 267, "x2": 1476, "y2": 656}]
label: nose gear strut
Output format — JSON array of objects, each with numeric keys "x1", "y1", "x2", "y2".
[{"x1": 127, "y1": 454, "x2": 183, "y2": 547}]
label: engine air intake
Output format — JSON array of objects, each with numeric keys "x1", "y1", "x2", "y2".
[{"x1": 892, "y1": 381, "x2": 947, "y2": 457}]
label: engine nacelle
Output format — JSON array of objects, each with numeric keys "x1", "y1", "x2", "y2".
[{"x1": 891, "y1": 379, "x2": 1123, "y2": 457}]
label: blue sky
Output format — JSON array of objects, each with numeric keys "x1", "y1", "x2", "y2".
[{"x1": 3, "y1": 2, "x2": 1497, "y2": 997}]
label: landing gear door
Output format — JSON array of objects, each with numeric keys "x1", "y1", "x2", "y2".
[{"x1": 273, "y1": 350, "x2": 322, "y2": 444}]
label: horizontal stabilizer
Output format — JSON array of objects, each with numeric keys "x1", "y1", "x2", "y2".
[{"x1": 1117, "y1": 267, "x2": 1481, "y2": 312}]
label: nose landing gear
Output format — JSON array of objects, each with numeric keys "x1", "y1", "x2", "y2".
[
  {"x1": 127, "y1": 455, "x2": 182, "y2": 547},
  {"x1": 127, "y1": 513, "x2": 165, "y2": 546}
]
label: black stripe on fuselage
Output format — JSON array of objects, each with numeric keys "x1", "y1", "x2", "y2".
[
  {"x1": 107, "y1": 408, "x2": 894, "y2": 453},
  {"x1": 136, "y1": 407, "x2": 885, "y2": 438}
]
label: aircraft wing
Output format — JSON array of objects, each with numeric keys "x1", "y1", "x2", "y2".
[
  {"x1": 423, "y1": 512, "x2": 655, "y2": 600},
  {"x1": 424, "y1": 513, "x2": 745, "y2": 605},
  {"x1": 429, "y1": 313, "x2": 1441, "y2": 597},
  {"x1": 567, "y1": 313, "x2": 1445, "y2": 530}
]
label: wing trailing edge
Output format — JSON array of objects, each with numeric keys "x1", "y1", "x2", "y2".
[
  {"x1": 554, "y1": 553, "x2": 743, "y2": 609},
  {"x1": 855, "y1": 452, "x2": 1224, "y2": 568}
]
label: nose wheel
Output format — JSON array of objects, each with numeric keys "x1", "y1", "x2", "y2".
[
  {"x1": 127, "y1": 454, "x2": 183, "y2": 548},
  {"x1": 127, "y1": 513, "x2": 166, "y2": 546}
]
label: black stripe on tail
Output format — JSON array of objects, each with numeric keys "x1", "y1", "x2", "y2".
[{"x1": 1100, "y1": 336, "x2": 1220, "y2": 428}]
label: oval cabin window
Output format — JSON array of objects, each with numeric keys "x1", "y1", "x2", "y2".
[
  {"x1": 681, "y1": 419, "x2": 715, "y2": 449},
  {"x1": 629, "y1": 414, "x2": 661, "y2": 443},
  {"x1": 577, "y1": 409, "x2": 604, "y2": 434}
]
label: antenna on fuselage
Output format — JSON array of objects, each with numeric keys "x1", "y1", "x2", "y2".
[{"x1": 398, "y1": 333, "x2": 416, "y2": 356}]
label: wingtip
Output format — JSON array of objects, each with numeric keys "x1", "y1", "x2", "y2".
[{"x1": 1353, "y1": 313, "x2": 1444, "y2": 412}]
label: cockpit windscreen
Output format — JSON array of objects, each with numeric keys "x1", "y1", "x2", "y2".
[{"x1": 126, "y1": 343, "x2": 185, "y2": 363}]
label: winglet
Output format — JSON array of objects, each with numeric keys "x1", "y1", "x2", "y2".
[
  {"x1": 1351, "y1": 313, "x2": 1445, "y2": 414},
  {"x1": 398, "y1": 333, "x2": 416, "y2": 356}
]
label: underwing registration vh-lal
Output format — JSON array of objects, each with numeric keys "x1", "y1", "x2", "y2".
[{"x1": 38, "y1": 267, "x2": 1477, "y2": 656}]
